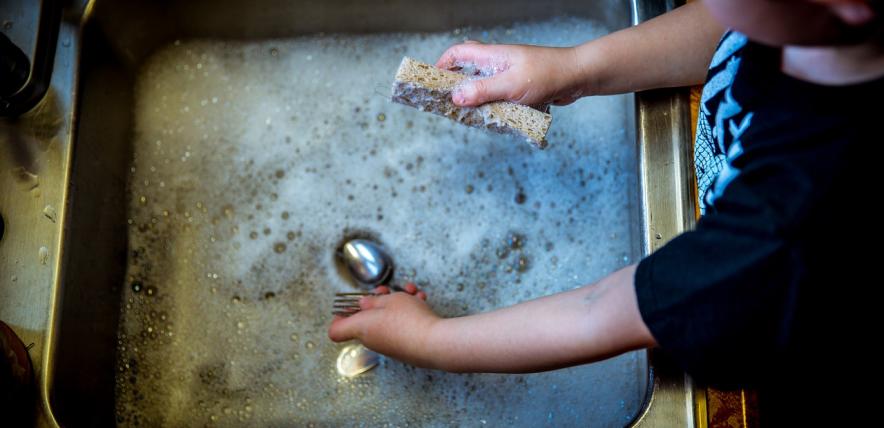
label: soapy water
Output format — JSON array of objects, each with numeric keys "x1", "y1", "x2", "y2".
[{"x1": 116, "y1": 17, "x2": 646, "y2": 427}]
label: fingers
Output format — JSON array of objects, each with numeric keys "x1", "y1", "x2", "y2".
[
  {"x1": 552, "y1": 96, "x2": 577, "y2": 106},
  {"x1": 328, "y1": 314, "x2": 361, "y2": 342},
  {"x1": 382, "y1": 282, "x2": 429, "y2": 300},
  {"x1": 354, "y1": 284, "x2": 422, "y2": 314},
  {"x1": 436, "y1": 41, "x2": 493, "y2": 69},
  {"x1": 436, "y1": 42, "x2": 519, "y2": 107},
  {"x1": 453, "y1": 75, "x2": 516, "y2": 107},
  {"x1": 359, "y1": 295, "x2": 383, "y2": 310},
  {"x1": 401, "y1": 283, "x2": 427, "y2": 300}
]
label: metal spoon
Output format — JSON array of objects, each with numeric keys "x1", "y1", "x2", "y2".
[
  {"x1": 338, "y1": 239, "x2": 393, "y2": 286},
  {"x1": 333, "y1": 240, "x2": 389, "y2": 377}
]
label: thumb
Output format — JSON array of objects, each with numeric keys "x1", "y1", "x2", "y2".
[
  {"x1": 452, "y1": 75, "x2": 515, "y2": 107},
  {"x1": 328, "y1": 295, "x2": 385, "y2": 342},
  {"x1": 328, "y1": 315, "x2": 362, "y2": 342}
]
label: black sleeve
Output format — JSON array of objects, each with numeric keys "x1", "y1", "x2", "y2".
[{"x1": 634, "y1": 132, "x2": 837, "y2": 386}]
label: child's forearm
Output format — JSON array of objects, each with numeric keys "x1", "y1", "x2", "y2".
[
  {"x1": 575, "y1": 1, "x2": 724, "y2": 95},
  {"x1": 425, "y1": 265, "x2": 656, "y2": 373}
]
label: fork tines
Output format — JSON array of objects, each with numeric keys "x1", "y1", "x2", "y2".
[{"x1": 332, "y1": 291, "x2": 375, "y2": 317}]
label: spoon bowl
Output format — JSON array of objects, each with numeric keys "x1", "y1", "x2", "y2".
[{"x1": 338, "y1": 239, "x2": 393, "y2": 286}]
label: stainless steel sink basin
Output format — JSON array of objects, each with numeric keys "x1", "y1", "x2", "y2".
[{"x1": 0, "y1": 0, "x2": 699, "y2": 426}]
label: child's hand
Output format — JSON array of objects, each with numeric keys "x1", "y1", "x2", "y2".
[
  {"x1": 436, "y1": 41, "x2": 591, "y2": 108},
  {"x1": 328, "y1": 284, "x2": 441, "y2": 368}
]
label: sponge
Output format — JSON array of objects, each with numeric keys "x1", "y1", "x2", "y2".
[{"x1": 391, "y1": 57, "x2": 552, "y2": 149}]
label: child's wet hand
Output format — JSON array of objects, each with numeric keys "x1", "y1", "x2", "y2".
[
  {"x1": 328, "y1": 283, "x2": 440, "y2": 367},
  {"x1": 436, "y1": 41, "x2": 589, "y2": 108},
  {"x1": 393, "y1": 282, "x2": 428, "y2": 301}
]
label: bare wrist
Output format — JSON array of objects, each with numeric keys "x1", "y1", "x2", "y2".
[
  {"x1": 423, "y1": 317, "x2": 454, "y2": 371},
  {"x1": 572, "y1": 41, "x2": 605, "y2": 97}
]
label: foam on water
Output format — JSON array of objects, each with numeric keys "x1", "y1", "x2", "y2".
[{"x1": 116, "y1": 17, "x2": 645, "y2": 427}]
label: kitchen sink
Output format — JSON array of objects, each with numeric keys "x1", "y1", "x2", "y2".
[{"x1": 0, "y1": 0, "x2": 698, "y2": 426}]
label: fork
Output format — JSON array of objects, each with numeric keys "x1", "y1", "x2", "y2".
[
  {"x1": 332, "y1": 291, "x2": 375, "y2": 317},
  {"x1": 333, "y1": 285, "x2": 409, "y2": 317}
]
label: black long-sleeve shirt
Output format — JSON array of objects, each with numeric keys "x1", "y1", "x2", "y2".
[{"x1": 634, "y1": 32, "x2": 880, "y2": 425}]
